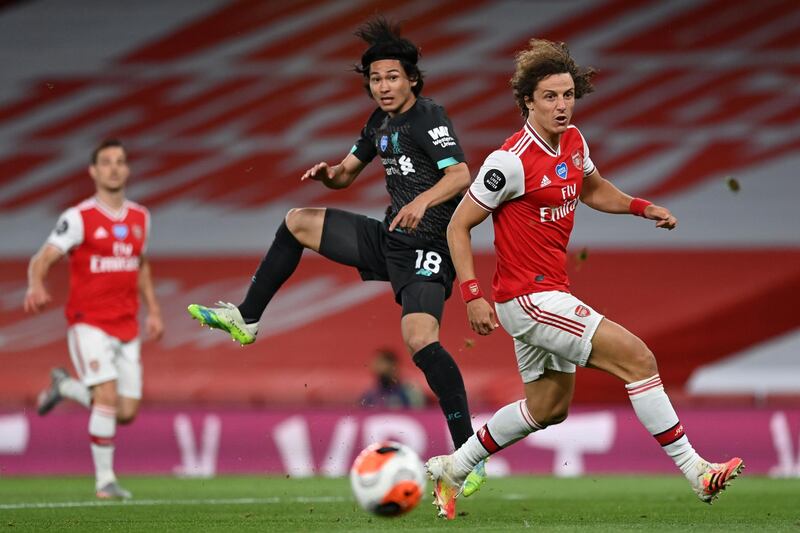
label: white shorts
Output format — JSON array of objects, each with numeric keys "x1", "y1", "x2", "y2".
[
  {"x1": 495, "y1": 291, "x2": 604, "y2": 383},
  {"x1": 67, "y1": 323, "x2": 142, "y2": 399}
]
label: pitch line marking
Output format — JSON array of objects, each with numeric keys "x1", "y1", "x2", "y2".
[
  {"x1": 1, "y1": 493, "x2": 531, "y2": 510},
  {"x1": 0, "y1": 496, "x2": 347, "y2": 510}
]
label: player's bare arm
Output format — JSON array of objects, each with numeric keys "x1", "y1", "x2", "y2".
[
  {"x1": 24, "y1": 243, "x2": 64, "y2": 313},
  {"x1": 389, "y1": 162, "x2": 471, "y2": 232},
  {"x1": 580, "y1": 169, "x2": 677, "y2": 230},
  {"x1": 138, "y1": 256, "x2": 164, "y2": 341},
  {"x1": 447, "y1": 195, "x2": 499, "y2": 336},
  {"x1": 301, "y1": 153, "x2": 367, "y2": 189}
]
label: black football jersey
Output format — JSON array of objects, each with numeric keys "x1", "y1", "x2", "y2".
[{"x1": 351, "y1": 97, "x2": 466, "y2": 244}]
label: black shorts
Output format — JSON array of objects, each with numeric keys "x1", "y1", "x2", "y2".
[{"x1": 318, "y1": 208, "x2": 455, "y2": 315}]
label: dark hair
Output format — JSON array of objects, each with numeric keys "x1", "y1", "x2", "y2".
[
  {"x1": 376, "y1": 348, "x2": 399, "y2": 364},
  {"x1": 354, "y1": 16, "x2": 424, "y2": 97},
  {"x1": 511, "y1": 39, "x2": 596, "y2": 117},
  {"x1": 91, "y1": 138, "x2": 125, "y2": 164}
]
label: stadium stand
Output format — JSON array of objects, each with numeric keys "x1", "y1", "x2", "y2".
[{"x1": 1, "y1": 0, "x2": 799, "y2": 409}]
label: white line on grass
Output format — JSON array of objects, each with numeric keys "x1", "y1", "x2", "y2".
[
  {"x1": 0, "y1": 496, "x2": 347, "y2": 510},
  {"x1": 1, "y1": 493, "x2": 532, "y2": 510}
]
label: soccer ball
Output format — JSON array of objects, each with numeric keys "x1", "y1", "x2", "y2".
[{"x1": 349, "y1": 441, "x2": 427, "y2": 517}]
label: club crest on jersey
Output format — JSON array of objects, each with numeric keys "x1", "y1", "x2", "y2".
[
  {"x1": 572, "y1": 150, "x2": 583, "y2": 169},
  {"x1": 379, "y1": 135, "x2": 389, "y2": 152},
  {"x1": 112, "y1": 224, "x2": 129, "y2": 240},
  {"x1": 575, "y1": 305, "x2": 591, "y2": 317},
  {"x1": 556, "y1": 161, "x2": 568, "y2": 180},
  {"x1": 132, "y1": 225, "x2": 143, "y2": 240},
  {"x1": 391, "y1": 132, "x2": 400, "y2": 153}
]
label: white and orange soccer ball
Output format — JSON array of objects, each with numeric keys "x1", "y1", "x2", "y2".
[{"x1": 349, "y1": 441, "x2": 427, "y2": 517}]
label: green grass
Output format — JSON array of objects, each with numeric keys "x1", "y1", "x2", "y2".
[{"x1": 0, "y1": 475, "x2": 797, "y2": 532}]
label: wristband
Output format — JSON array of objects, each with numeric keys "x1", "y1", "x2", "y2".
[
  {"x1": 460, "y1": 279, "x2": 483, "y2": 303},
  {"x1": 629, "y1": 197, "x2": 652, "y2": 217}
]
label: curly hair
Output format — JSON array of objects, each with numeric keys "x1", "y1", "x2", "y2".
[
  {"x1": 354, "y1": 16, "x2": 424, "y2": 97},
  {"x1": 511, "y1": 39, "x2": 596, "y2": 117}
]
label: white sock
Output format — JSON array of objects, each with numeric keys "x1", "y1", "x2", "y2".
[
  {"x1": 626, "y1": 375, "x2": 702, "y2": 477},
  {"x1": 59, "y1": 377, "x2": 91, "y2": 408},
  {"x1": 89, "y1": 404, "x2": 117, "y2": 489},
  {"x1": 453, "y1": 399, "x2": 544, "y2": 477}
]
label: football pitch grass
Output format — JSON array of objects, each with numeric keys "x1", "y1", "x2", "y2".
[{"x1": 1, "y1": 475, "x2": 797, "y2": 532}]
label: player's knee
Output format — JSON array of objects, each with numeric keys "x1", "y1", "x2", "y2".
[
  {"x1": 285, "y1": 208, "x2": 320, "y2": 235},
  {"x1": 406, "y1": 336, "x2": 437, "y2": 355},
  {"x1": 285, "y1": 208, "x2": 324, "y2": 249},
  {"x1": 284, "y1": 208, "x2": 304, "y2": 235}
]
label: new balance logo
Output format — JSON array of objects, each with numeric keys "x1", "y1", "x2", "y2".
[
  {"x1": 540, "y1": 176, "x2": 551, "y2": 187},
  {"x1": 93, "y1": 227, "x2": 109, "y2": 239}
]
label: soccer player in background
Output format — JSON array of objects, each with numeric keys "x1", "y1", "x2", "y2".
[
  {"x1": 425, "y1": 39, "x2": 744, "y2": 519},
  {"x1": 187, "y1": 17, "x2": 486, "y2": 489},
  {"x1": 25, "y1": 139, "x2": 163, "y2": 499}
]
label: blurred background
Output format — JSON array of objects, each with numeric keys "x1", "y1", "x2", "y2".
[{"x1": 1, "y1": 0, "x2": 799, "y2": 477}]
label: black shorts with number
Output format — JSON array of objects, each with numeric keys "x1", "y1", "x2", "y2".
[{"x1": 319, "y1": 208, "x2": 455, "y2": 318}]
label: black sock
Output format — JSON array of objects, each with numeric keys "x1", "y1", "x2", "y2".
[
  {"x1": 412, "y1": 342, "x2": 473, "y2": 448},
  {"x1": 237, "y1": 221, "x2": 303, "y2": 323}
]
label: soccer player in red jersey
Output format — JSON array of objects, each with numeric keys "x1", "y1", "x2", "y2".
[
  {"x1": 426, "y1": 39, "x2": 743, "y2": 519},
  {"x1": 25, "y1": 139, "x2": 163, "y2": 499}
]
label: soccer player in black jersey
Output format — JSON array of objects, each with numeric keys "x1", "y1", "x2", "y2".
[{"x1": 188, "y1": 17, "x2": 483, "y2": 487}]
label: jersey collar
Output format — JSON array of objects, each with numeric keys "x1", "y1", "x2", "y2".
[
  {"x1": 525, "y1": 121, "x2": 560, "y2": 157},
  {"x1": 91, "y1": 196, "x2": 129, "y2": 221}
]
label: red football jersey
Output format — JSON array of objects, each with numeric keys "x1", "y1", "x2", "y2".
[
  {"x1": 47, "y1": 197, "x2": 150, "y2": 341},
  {"x1": 468, "y1": 123, "x2": 595, "y2": 302}
]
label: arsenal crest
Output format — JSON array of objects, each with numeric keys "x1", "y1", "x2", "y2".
[
  {"x1": 572, "y1": 150, "x2": 583, "y2": 169},
  {"x1": 574, "y1": 305, "x2": 591, "y2": 317}
]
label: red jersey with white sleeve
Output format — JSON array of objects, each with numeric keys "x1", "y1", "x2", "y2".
[
  {"x1": 46, "y1": 197, "x2": 150, "y2": 341},
  {"x1": 468, "y1": 123, "x2": 596, "y2": 302}
]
